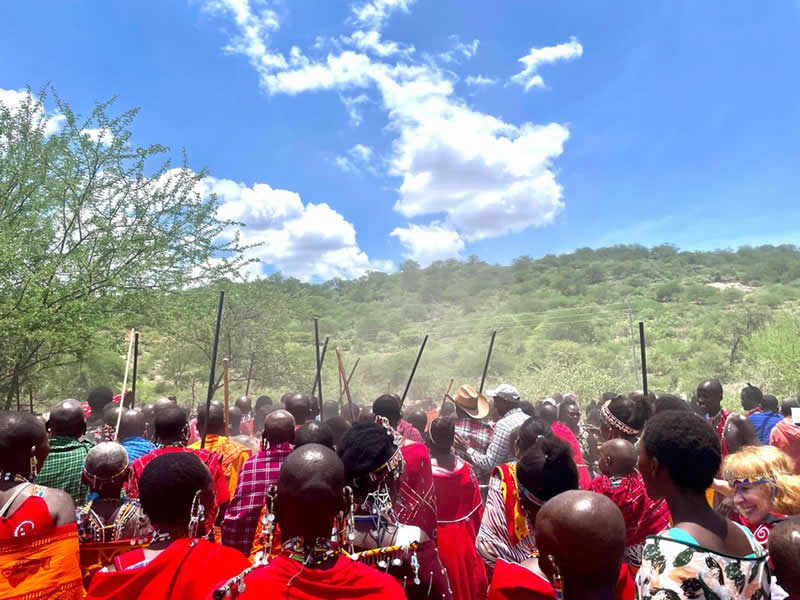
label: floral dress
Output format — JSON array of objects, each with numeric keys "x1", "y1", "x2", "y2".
[{"x1": 635, "y1": 526, "x2": 771, "y2": 600}]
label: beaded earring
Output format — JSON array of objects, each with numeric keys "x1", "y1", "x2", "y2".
[
  {"x1": 188, "y1": 490, "x2": 205, "y2": 538},
  {"x1": 29, "y1": 447, "x2": 38, "y2": 482},
  {"x1": 343, "y1": 485, "x2": 356, "y2": 552},
  {"x1": 259, "y1": 485, "x2": 278, "y2": 564},
  {"x1": 548, "y1": 554, "x2": 564, "y2": 600}
]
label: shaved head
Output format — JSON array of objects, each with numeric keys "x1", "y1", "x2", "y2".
[
  {"x1": 285, "y1": 393, "x2": 311, "y2": 426},
  {"x1": 235, "y1": 396, "x2": 252, "y2": 414},
  {"x1": 537, "y1": 401, "x2": 558, "y2": 426},
  {"x1": 197, "y1": 401, "x2": 226, "y2": 436},
  {"x1": 118, "y1": 410, "x2": 147, "y2": 441},
  {"x1": 768, "y1": 519, "x2": 800, "y2": 593},
  {"x1": 49, "y1": 399, "x2": 87, "y2": 438},
  {"x1": 264, "y1": 409, "x2": 295, "y2": 446},
  {"x1": 153, "y1": 404, "x2": 189, "y2": 445},
  {"x1": 84, "y1": 442, "x2": 129, "y2": 491},
  {"x1": 599, "y1": 439, "x2": 638, "y2": 477},
  {"x1": 0, "y1": 411, "x2": 48, "y2": 471},
  {"x1": 153, "y1": 397, "x2": 176, "y2": 415},
  {"x1": 535, "y1": 490, "x2": 625, "y2": 594},
  {"x1": 697, "y1": 379, "x2": 723, "y2": 415},
  {"x1": 276, "y1": 444, "x2": 345, "y2": 540}
]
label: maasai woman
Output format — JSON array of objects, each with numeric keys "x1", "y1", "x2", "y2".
[
  {"x1": 0, "y1": 411, "x2": 83, "y2": 600},
  {"x1": 428, "y1": 417, "x2": 488, "y2": 600},
  {"x1": 635, "y1": 412, "x2": 770, "y2": 599}
]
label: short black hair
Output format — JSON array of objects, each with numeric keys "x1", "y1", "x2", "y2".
[
  {"x1": 517, "y1": 436, "x2": 578, "y2": 503},
  {"x1": 517, "y1": 417, "x2": 550, "y2": 454},
  {"x1": 741, "y1": 384, "x2": 764, "y2": 411},
  {"x1": 763, "y1": 394, "x2": 779, "y2": 413},
  {"x1": 87, "y1": 386, "x2": 114, "y2": 417},
  {"x1": 255, "y1": 395, "x2": 273, "y2": 411},
  {"x1": 0, "y1": 411, "x2": 46, "y2": 467},
  {"x1": 781, "y1": 399, "x2": 799, "y2": 418},
  {"x1": 372, "y1": 394, "x2": 401, "y2": 423},
  {"x1": 427, "y1": 417, "x2": 454, "y2": 451},
  {"x1": 520, "y1": 401, "x2": 536, "y2": 417},
  {"x1": 322, "y1": 400, "x2": 340, "y2": 421},
  {"x1": 337, "y1": 423, "x2": 395, "y2": 492},
  {"x1": 153, "y1": 404, "x2": 188, "y2": 441},
  {"x1": 139, "y1": 452, "x2": 211, "y2": 525},
  {"x1": 654, "y1": 394, "x2": 691, "y2": 414},
  {"x1": 325, "y1": 416, "x2": 352, "y2": 447},
  {"x1": 557, "y1": 399, "x2": 579, "y2": 420},
  {"x1": 641, "y1": 411, "x2": 720, "y2": 493},
  {"x1": 295, "y1": 421, "x2": 335, "y2": 450}
]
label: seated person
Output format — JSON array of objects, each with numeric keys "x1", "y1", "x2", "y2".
[{"x1": 589, "y1": 439, "x2": 670, "y2": 568}]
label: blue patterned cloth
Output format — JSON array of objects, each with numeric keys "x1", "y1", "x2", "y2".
[{"x1": 121, "y1": 436, "x2": 156, "y2": 462}]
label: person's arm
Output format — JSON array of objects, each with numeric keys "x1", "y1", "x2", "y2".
[
  {"x1": 45, "y1": 488, "x2": 77, "y2": 527},
  {"x1": 475, "y1": 474, "x2": 512, "y2": 573},
  {"x1": 466, "y1": 422, "x2": 508, "y2": 471}
]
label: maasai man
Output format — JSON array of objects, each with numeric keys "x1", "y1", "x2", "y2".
[
  {"x1": 77, "y1": 442, "x2": 151, "y2": 585},
  {"x1": 236, "y1": 396, "x2": 255, "y2": 436},
  {"x1": 214, "y1": 444, "x2": 405, "y2": 599},
  {"x1": 285, "y1": 393, "x2": 312, "y2": 427},
  {"x1": 86, "y1": 386, "x2": 114, "y2": 442},
  {"x1": 427, "y1": 417, "x2": 488, "y2": 600},
  {"x1": 38, "y1": 399, "x2": 94, "y2": 505},
  {"x1": 771, "y1": 399, "x2": 800, "y2": 474},
  {"x1": 221, "y1": 409, "x2": 295, "y2": 555},
  {"x1": 338, "y1": 423, "x2": 452, "y2": 599},
  {"x1": 697, "y1": 378, "x2": 758, "y2": 455},
  {"x1": 491, "y1": 490, "x2": 633, "y2": 600},
  {"x1": 373, "y1": 394, "x2": 439, "y2": 541},
  {"x1": 0, "y1": 411, "x2": 83, "y2": 600},
  {"x1": 295, "y1": 421, "x2": 336, "y2": 450},
  {"x1": 189, "y1": 400, "x2": 251, "y2": 497},
  {"x1": 86, "y1": 453, "x2": 249, "y2": 599},
  {"x1": 374, "y1": 393, "x2": 424, "y2": 443},
  {"x1": 537, "y1": 401, "x2": 592, "y2": 489},
  {"x1": 126, "y1": 404, "x2": 230, "y2": 530},
  {"x1": 118, "y1": 410, "x2": 154, "y2": 462}
]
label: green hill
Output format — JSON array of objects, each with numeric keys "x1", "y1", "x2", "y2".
[{"x1": 31, "y1": 244, "x2": 800, "y2": 411}]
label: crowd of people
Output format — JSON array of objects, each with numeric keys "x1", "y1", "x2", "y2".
[{"x1": 1, "y1": 379, "x2": 800, "y2": 599}]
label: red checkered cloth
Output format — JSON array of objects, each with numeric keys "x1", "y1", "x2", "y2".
[
  {"x1": 454, "y1": 417, "x2": 493, "y2": 454},
  {"x1": 396, "y1": 419, "x2": 424, "y2": 443},
  {"x1": 589, "y1": 471, "x2": 670, "y2": 546},
  {"x1": 220, "y1": 442, "x2": 294, "y2": 556}
]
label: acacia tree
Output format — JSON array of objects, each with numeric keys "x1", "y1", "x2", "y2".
[{"x1": 0, "y1": 89, "x2": 248, "y2": 407}]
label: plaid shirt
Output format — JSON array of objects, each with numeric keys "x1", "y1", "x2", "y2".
[
  {"x1": 37, "y1": 436, "x2": 94, "y2": 505},
  {"x1": 455, "y1": 417, "x2": 494, "y2": 478},
  {"x1": 467, "y1": 408, "x2": 528, "y2": 472},
  {"x1": 221, "y1": 442, "x2": 294, "y2": 555}
]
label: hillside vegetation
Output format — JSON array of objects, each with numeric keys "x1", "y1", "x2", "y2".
[{"x1": 32, "y1": 244, "x2": 800, "y2": 411}]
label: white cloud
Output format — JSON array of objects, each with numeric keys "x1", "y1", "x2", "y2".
[
  {"x1": 0, "y1": 88, "x2": 65, "y2": 136},
  {"x1": 439, "y1": 36, "x2": 479, "y2": 63},
  {"x1": 81, "y1": 127, "x2": 114, "y2": 145},
  {"x1": 340, "y1": 93, "x2": 370, "y2": 125},
  {"x1": 511, "y1": 37, "x2": 583, "y2": 91},
  {"x1": 391, "y1": 223, "x2": 464, "y2": 265},
  {"x1": 464, "y1": 75, "x2": 496, "y2": 87},
  {"x1": 199, "y1": 175, "x2": 391, "y2": 281},
  {"x1": 350, "y1": 0, "x2": 415, "y2": 31},
  {"x1": 335, "y1": 143, "x2": 376, "y2": 174},
  {"x1": 344, "y1": 30, "x2": 414, "y2": 58}
]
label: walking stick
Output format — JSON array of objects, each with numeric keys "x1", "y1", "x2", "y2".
[
  {"x1": 639, "y1": 321, "x2": 649, "y2": 396},
  {"x1": 440, "y1": 378, "x2": 454, "y2": 413},
  {"x1": 479, "y1": 330, "x2": 497, "y2": 395},
  {"x1": 400, "y1": 334, "x2": 428, "y2": 408},
  {"x1": 313, "y1": 319, "x2": 324, "y2": 404},
  {"x1": 114, "y1": 329, "x2": 136, "y2": 441},
  {"x1": 223, "y1": 358, "x2": 230, "y2": 434},
  {"x1": 201, "y1": 291, "x2": 225, "y2": 449},
  {"x1": 336, "y1": 349, "x2": 356, "y2": 421},
  {"x1": 245, "y1": 352, "x2": 255, "y2": 398},
  {"x1": 131, "y1": 331, "x2": 140, "y2": 408},
  {"x1": 338, "y1": 358, "x2": 360, "y2": 403}
]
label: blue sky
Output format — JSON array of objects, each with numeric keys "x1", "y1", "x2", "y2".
[{"x1": 2, "y1": 0, "x2": 800, "y2": 281}]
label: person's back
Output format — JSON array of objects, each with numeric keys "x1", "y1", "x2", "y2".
[
  {"x1": 38, "y1": 399, "x2": 94, "y2": 504},
  {"x1": 771, "y1": 400, "x2": 800, "y2": 474}
]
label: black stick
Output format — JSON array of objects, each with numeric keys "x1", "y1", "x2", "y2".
[
  {"x1": 245, "y1": 352, "x2": 255, "y2": 397},
  {"x1": 400, "y1": 334, "x2": 428, "y2": 407},
  {"x1": 311, "y1": 335, "x2": 329, "y2": 399},
  {"x1": 479, "y1": 330, "x2": 497, "y2": 395},
  {"x1": 28, "y1": 387, "x2": 33, "y2": 413},
  {"x1": 338, "y1": 357, "x2": 361, "y2": 403},
  {"x1": 313, "y1": 319, "x2": 324, "y2": 405},
  {"x1": 131, "y1": 332, "x2": 140, "y2": 408},
  {"x1": 639, "y1": 321, "x2": 648, "y2": 396},
  {"x1": 201, "y1": 291, "x2": 225, "y2": 449}
]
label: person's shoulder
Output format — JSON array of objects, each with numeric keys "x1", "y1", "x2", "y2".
[
  {"x1": 346, "y1": 559, "x2": 407, "y2": 595},
  {"x1": 42, "y1": 486, "x2": 77, "y2": 525}
]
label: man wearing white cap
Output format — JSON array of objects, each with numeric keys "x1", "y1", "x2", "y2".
[{"x1": 455, "y1": 383, "x2": 528, "y2": 472}]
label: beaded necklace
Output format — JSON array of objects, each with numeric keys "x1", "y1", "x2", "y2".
[
  {"x1": 281, "y1": 536, "x2": 339, "y2": 567},
  {"x1": 0, "y1": 473, "x2": 28, "y2": 484}
]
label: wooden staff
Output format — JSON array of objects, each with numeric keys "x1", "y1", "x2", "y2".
[
  {"x1": 313, "y1": 319, "x2": 324, "y2": 404},
  {"x1": 114, "y1": 328, "x2": 136, "y2": 441},
  {"x1": 245, "y1": 352, "x2": 255, "y2": 398},
  {"x1": 400, "y1": 334, "x2": 428, "y2": 408},
  {"x1": 223, "y1": 358, "x2": 230, "y2": 434},
  {"x1": 336, "y1": 349, "x2": 356, "y2": 421},
  {"x1": 440, "y1": 378, "x2": 454, "y2": 413},
  {"x1": 201, "y1": 291, "x2": 225, "y2": 449},
  {"x1": 639, "y1": 321, "x2": 649, "y2": 396},
  {"x1": 130, "y1": 331, "x2": 140, "y2": 408},
  {"x1": 311, "y1": 335, "x2": 329, "y2": 398},
  {"x1": 338, "y1": 358, "x2": 360, "y2": 403},
  {"x1": 479, "y1": 330, "x2": 497, "y2": 395}
]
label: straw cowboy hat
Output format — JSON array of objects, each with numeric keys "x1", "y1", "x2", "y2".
[{"x1": 451, "y1": 384, "x2": 490, "y2": 420}]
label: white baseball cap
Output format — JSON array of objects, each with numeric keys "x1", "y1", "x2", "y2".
[{"x1": 486, "y1": 383, "x2": 520, "y2": 402}]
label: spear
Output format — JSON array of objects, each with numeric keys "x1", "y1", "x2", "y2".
[
  {"x1": 201, "y1": 291, "x2": 225, "y2": 449},
  {"x1": 440, "y1": 378, "x2": 454, "y2": 413},
  {"x1": 244, "y1": 352, "x2": 255, "y2": 398},
  {"x1": 338, "y1": 358, "x2": 360, "y2": 403},
  {"x1": 400, "y1": 334, "x2": 428, "y2": 408},
  {"x1": 223, "y1": 358, "x2": 230, "y2": 434},
  {"x1": 130, "y1": 331, "x2": 140, "y2": 408},
  {"x1": 313, "y1": 319, "x2": 324, "y2": 404},
  {"x1": 114, "y1": 328, "x2": 136, "y2": 441},
  {"x1": 336, "y1": 349, "x2": 356, "y2": 421},
  {"x1": 479, "y1": 330, "x2": 497, "y2": 395},
  {"x1": 639, "y1": 321, "x2": 649, "y2": 396}
]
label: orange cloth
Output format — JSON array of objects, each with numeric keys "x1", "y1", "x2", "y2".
[
  {"x1": 0, "y1": 523, "x2": 84, "y2": 600},
  {"x1": 189, "y1": 434, "x2": 252, "y2": 497},
  {"x1": 79, "y1": 538, "x2": 151, "y2": 589}
]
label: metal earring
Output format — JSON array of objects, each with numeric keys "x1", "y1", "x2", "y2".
[
  {"x1": 343, "y1": 486, "x2": 356, "y2": 551},
  {"x1": 29, "y1": 449, "x2": 38, "y2": 482},
  {"x1": 188, "y1": 490, "x2": 205, "y2": 538},
  {"x1": 260, "y1": 485, "x2": 278, "y2": 563},
  {"x1": 548, "y1": 554, "x2": 564, "y2": 600}
]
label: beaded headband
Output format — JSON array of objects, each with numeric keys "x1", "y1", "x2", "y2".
[
  {"x1": 82, "y1": 460, "x2": 130, "y2": 485},
  {"x1": 369, "y1": 445, "x2": 405, "y2": 482},
  {"x1": 727, "y1": 475, "x2": 777, "y2": 489},
  {"x1": 601, "y1": 400, "x2": 640, "y2": 437}
]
